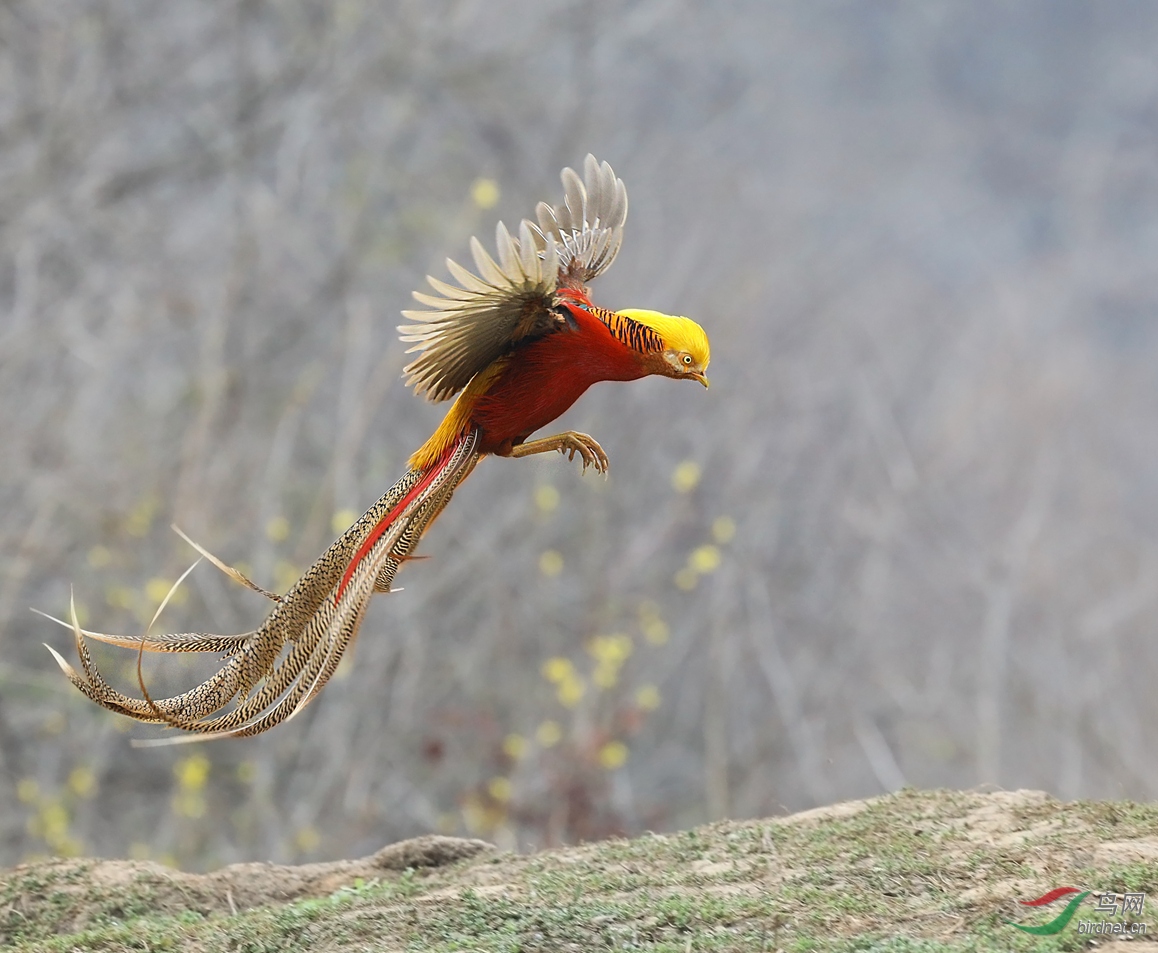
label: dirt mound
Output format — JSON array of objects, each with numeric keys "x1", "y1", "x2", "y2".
[
  {"x1": 5, "y1": 789, "x2": 1158, "y2": 951},
  {"x1": 2, "y1": 835, "x2": 491, "y2": 940}
]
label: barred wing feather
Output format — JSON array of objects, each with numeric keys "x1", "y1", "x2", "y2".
[
  {"x1": 530, "y1": 154, "x2": 628, "y2": 288},
  {"x1": 399, "y1": 220, "x2": 558, "y2": 402},
  {"x1": 398, "y1": 155, "x2": 629, "y2": 402}
]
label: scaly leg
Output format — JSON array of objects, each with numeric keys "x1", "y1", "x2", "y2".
[{"x1": 508, "y1": 431, "x2": 609, "y2": 474}]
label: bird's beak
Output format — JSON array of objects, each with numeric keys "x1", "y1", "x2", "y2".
[{"x1": 693, "y1": 372, "x2": 709, "y2": 389}]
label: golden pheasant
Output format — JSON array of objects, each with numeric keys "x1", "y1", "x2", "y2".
[{"x1": 43, "y1": 155, "x2": 710, "y2": 740}]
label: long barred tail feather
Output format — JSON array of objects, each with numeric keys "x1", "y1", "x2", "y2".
[
  {"x1": 42, "y1": 429, "x2": 481, "y2": 742},
  {"x1": 170, "y1": 524, "x2": 282, "y2": 602},
  {"x1": 36, "y1": 610, "x2": 256, "y2": 655}
]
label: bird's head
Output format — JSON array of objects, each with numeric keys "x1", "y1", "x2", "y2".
[{"x1": 619, "y1": 309, "x2": 711, "y2": 387}]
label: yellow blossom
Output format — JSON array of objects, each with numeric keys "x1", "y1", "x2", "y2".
[
  {"x1": 635, "y1": 684, "x2": 661, "y2": 710},
  {"x1": 331, "y1": 508, "x2": 358, "y2": 534},
  {"x1": 175, "y1": 754, "x2": 210, "y2": 791},
  {"x1": 690, "y1": 545, "x2": 721, "y2": 574},
  {"x1": 502, "y1": 734, "x2": 528, "y2": 759},
  {"x1": 534, "y1": 484, "x2": 560, "y2": 513},
  {"x1": 126, "y1": 497, "x2": 157, "y2": 537},
  {"x1": 587, "y1": 634, "x2": 633, "y2": 663},
  {"x1": 557, "y1": 674, "x2": 586, "y2": 708},
  {"x1": 106, "y1": 585, "x2": 135, "y2": 610},
  {"x1": 471, "y1": 178, "x2": 500, "y2": 209},
  {"x1": 41, "y1": 801, "x2": 69, "y2": 844},
  {"x1": 145, "y1": 577, "x2": 187, "y2": 607},
  {"x1": 487, "y1": 777, "x2": 513, "y2": 802},
  {"x1": 712, "y1": 516, "x2": 736, "y2": 543},
  {"x1": 295, "y1": 827, "x2": 321, "y2": 853},
  {"x1": 671, "y1": 460, "x2": 701, "y2": 493},
  {"x1": 536, "y1": 721, "x2": 562, "y2": 747},
  {"x1": 172, "y1": 791, "x2": 206, "y2": 819},
  {"x1": 639, "y1": 602, "x2": 670, "y2": 645},
  {"x1": 542, "y1": 657, "x2": 573, "y2": 683},
  {"x1": 539, "y1": 550, "x2": 564, "y2": 577},
  {"x1": 599, "y1": 741, "x2": 628, "y2": 769},
  {"x1": 274, "y1": 560, "x2": 300, "y2": 594},
  {"x1": 68, "y1": 767, "x2": 96, "y2": 799}
]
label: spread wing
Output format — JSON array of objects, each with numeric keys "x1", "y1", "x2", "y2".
[
  {"x1": 398, "y1": 155, "x2": 629, "y2": 402},
  {"x1": 399, "y1": 220, "x2": 558, "y2": 402},
  {"x1": 529, "y1": 153, "x2": 629, "y2": 290}
]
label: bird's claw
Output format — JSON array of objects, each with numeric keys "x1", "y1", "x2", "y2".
[{"x1": 557, "y1": 432, "x2": 610, "y2": 475}]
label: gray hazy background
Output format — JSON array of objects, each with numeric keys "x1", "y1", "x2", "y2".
[{"x1": 4, "y1": 1, "x2": 1158, "y2": 869}]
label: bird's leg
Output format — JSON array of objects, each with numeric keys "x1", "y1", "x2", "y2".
[{"x1": 508, "y1": 431, "x2": 609, "y2": 474}]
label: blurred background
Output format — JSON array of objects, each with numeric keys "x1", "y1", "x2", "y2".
[{"x1": 3, "y1": 0, "x2": 1158, "y2": 870}]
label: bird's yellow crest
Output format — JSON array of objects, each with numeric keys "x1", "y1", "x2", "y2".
[{"x1": 618, "y1": 309, "x2": 711, "y2": 370}]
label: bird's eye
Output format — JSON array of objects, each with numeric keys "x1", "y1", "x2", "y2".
[{"x1": 682, "y1": 354, "x2": 693, "y2": 365}]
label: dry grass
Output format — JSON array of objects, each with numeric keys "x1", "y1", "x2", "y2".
[{"x1": 5, "y1": 789, "x2": 1158, "y2": 951}]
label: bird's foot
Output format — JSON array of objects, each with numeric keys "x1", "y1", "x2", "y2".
[
  {"x1": 555, "y1": 431, "x2": 609, "y2": 473},
  {"x1": 510, "y1": 431, "x2": 610, "y2": 474}
]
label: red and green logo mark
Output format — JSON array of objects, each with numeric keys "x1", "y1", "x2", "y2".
[
  {"x1": 1008, "y1": 887, "x2": 1090, "y2": 935},
  {"x1": 1009, "y1": 887, "x2": 1148, "y2": 936}
]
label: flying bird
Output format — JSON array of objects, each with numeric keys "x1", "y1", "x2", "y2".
[{"x1": 43, "y1": 155, "x2": 711, "y2": 741}]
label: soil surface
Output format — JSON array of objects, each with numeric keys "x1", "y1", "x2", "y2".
[{"x1": 5, "y1": 788, "x2": 1158, "y2": 951}]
